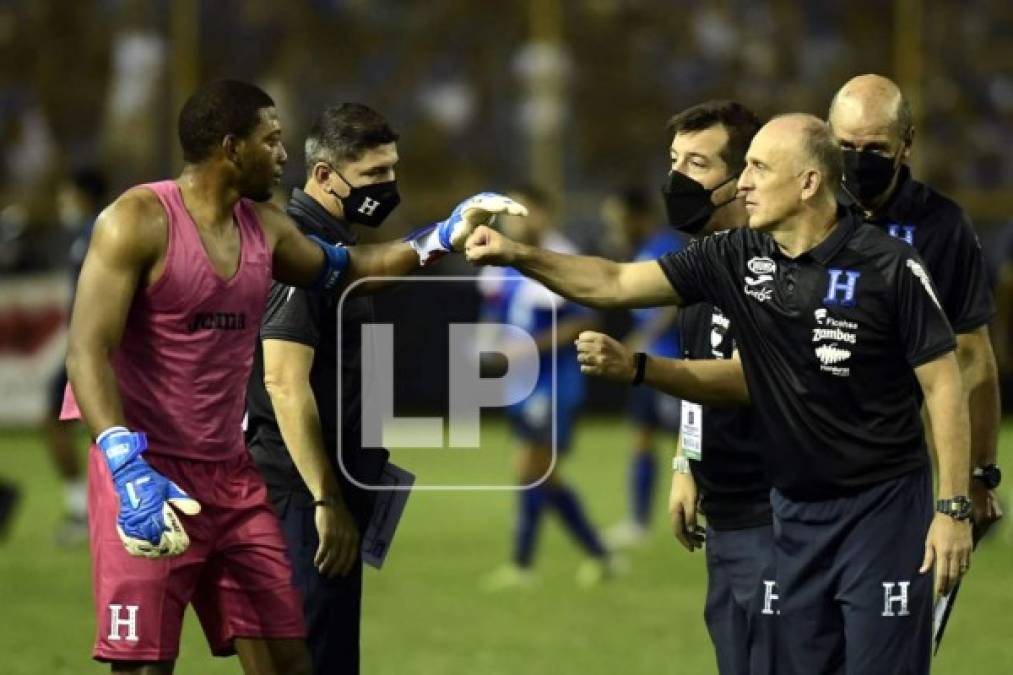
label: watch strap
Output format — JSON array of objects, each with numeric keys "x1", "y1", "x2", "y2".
[{"x1": 631, "y1": 352, "x2": 647, "y2": 387}]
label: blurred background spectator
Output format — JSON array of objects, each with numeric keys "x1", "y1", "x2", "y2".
[{"x1": 1, "y1": 0, "x2": 1010, "y2": 416}]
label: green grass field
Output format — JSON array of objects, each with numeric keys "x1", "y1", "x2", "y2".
[{"x1": 2, "y1": 419, "x2": 1013, "y2": 674}]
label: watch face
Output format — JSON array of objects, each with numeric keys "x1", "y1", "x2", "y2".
[{"x1": 975, "y1": 465, "x2": 1002, "y2": 489}]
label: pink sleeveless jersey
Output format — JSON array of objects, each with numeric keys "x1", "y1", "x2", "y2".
[{"x1": 63, "y1": 180, "x2": 272, "y2": 461}]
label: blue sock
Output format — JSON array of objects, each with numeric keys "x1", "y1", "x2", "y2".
[
  {"x1": 513, "y1": 485, "x2": 548, "y2": 567},
  {"x1": 631, "y1": 451, "x2": 657, "y2": 526},
  {"x1": 550, "y1": 483, "x2": 606, "y2": 558}
]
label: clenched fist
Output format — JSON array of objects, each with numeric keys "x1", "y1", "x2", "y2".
[
  {"x1": 575, "y1": 331, "x2": 637, "y2": 383},
  {"x1": 465, "y1": 225, "x2": 520, "y2": 267}
]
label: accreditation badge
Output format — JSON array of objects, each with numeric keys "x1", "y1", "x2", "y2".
[{"x1": 680, "y1": 400, "x2": 703, "y2": 460}]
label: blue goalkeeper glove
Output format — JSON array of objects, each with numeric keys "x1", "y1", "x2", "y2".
[
  {"x1": 407, "y1": 192, "x2": 528, "y2": 266},
  {"x1": 98, "y1": 426, "x2": 201, "y2": 558}
]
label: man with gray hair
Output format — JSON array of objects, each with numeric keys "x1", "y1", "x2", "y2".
[
  {"x1": 466, "y1": 113, "x2": 972, "y2": 673},
  {"x1": 829, "y1": 74, "x2": 1002, "y2": 535}
]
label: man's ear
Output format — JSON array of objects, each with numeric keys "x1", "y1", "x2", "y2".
[
  {"x1": 311, "y1": 162, "x2": 332, "y2": 186},
  {"x1": 800, "y1": 169, "x2": 822, "y2": 200},
  {"x1": 222, "y1": 134, "x2": 241, "y2": 164},
  {"x1": 901, "y1": 126, "x2": 915, "y2": 162}
]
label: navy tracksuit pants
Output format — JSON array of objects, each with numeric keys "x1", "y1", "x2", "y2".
[
  {"x1": 704, "y1": 523, "x2": 779, "y2": 675},
  {"x1": 772, "y1": 467, "x2": 933, "y2": 675}
]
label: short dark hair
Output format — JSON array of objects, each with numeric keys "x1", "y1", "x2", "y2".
[
  {"x1": 178, "y1": 80, "x2": 275, "y2": 163},
  {"x1": 666, "y1": 100, "x2": 762, "y2": 173},
  {"x1": 304, "y1": 103, "x2": 399, "y2": 174}
]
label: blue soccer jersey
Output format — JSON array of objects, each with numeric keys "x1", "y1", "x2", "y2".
[
  {"x1": 478, "y1": 232, "x2": 591, "y2": 449},
  {"x1": 630, "y1": 228, "x2": 686, "y2": 358}
]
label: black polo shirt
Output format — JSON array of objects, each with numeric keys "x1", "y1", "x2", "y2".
[
  {"x1": 866, "y1": 166, "x2": 995, "y2": 333},
  {"x1": 659, "y1": 208, "x2": 956, "y2": 500},
  {"x1": 677, "y1": 301, "x2": 772, "y2": 530},
  {"x1": 246, "y1": 189, "x2": 386, "y2": 520}
]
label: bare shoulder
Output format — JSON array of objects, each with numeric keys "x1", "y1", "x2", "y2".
[
  {"x1": 249, "y1": 199, "x2": 293, "y2": 250},
  {"x1": 91, "y1": 187, "x2": 168, "y2": 262}
]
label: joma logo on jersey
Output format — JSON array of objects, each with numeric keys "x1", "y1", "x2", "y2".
[
  {"x1": 186, "y1": 312, "x2": 247, "y2": 333},
  {"x1": 887, "y1": 224, "x2": 916, "y2": 245},
  {"x1": 823, "y1": 269, "x2": 861, "y2": 307}
]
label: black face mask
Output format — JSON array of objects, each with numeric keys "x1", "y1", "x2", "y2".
[
  {"x1": 841, "y1": 149, "x2": 901, "y2": 205},
  {"x1": 661, "y1": 170, "x2": 738, "y2": 235},
  {"x1": 332, "y1": 170, "x2": 400, "y2": 228}
]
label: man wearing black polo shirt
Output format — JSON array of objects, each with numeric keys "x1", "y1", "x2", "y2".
[
  {"x1": 657, "y1": 100, "x2": 778, "y2": 675},
  {"x1": 829, "y1": 74, "x2": 1002, "y2": 533},
  {"x1": 245, "y1": 103, "x2": 525, "y2": 674},
  {"x1": 466, "y1": 114, "x2": 972, "y2": 674}
]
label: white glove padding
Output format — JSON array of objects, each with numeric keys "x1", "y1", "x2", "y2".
[
  {"x1": 408, "y1": 192, "x2": 528, "y2": 266},
  {"x1": 116, "y1": 490, "x2": 201, "y2": 558},
  {"x1": 449, "y1": 193, "x2": 528, "y2": 249}
]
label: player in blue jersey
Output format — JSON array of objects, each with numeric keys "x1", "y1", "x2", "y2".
[
  {"x1": 600, "y1": 188, "x2": 687, "y2": 549},
  {"x1": 478, "y1": 185, "x2": 612, "y2": 591}
]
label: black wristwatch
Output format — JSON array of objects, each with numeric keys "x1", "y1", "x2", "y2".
[
  {"x1": 973, "y1": 464, "x2": 1002, "y2": 489},
  {"x1": 631, "y1": 352, "x2": 647, "y2": 387},
  {"x1": 936, "y1": 496, "x2": 973, "y2": 521}
]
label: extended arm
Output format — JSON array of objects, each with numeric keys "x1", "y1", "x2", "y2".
[
  {"x1": 260, "y1": 193, "x2": 527, "y2": 292},
  {"x1": 466, "y1": 225, "x2": 680, "y2": 309},
  {"x1": 915, "y1": 352, "x2": 973, "y2": 595}
]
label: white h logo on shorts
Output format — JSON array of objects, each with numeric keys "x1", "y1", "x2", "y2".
[
  {"x1": 761, "y1": 580, "x2": 780, "y2": 615},
  {"x1": 358, "y1": 197, "x2": 380, "y2": 216},
  {"x1": 881, "y1": 581, "x2": 910, "y2": 617},
  {"x1": 108, "y1": 604, "x2": 140, "y2": 641}
]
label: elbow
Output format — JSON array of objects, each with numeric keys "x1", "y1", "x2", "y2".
[
  {"x1": 65, "y1": 336, "x2": 88, "y2": 387},
  {"x1": 263, "y1": 371, "x2": 306, "y2": 405},
  {"x1": 263, "y1": 373, "x2": 291, "y2": 402}
]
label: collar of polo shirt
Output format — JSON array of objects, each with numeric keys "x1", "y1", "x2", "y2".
[{"x1": 769, "y1": 206, "x2": 860, "y2": 263}]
